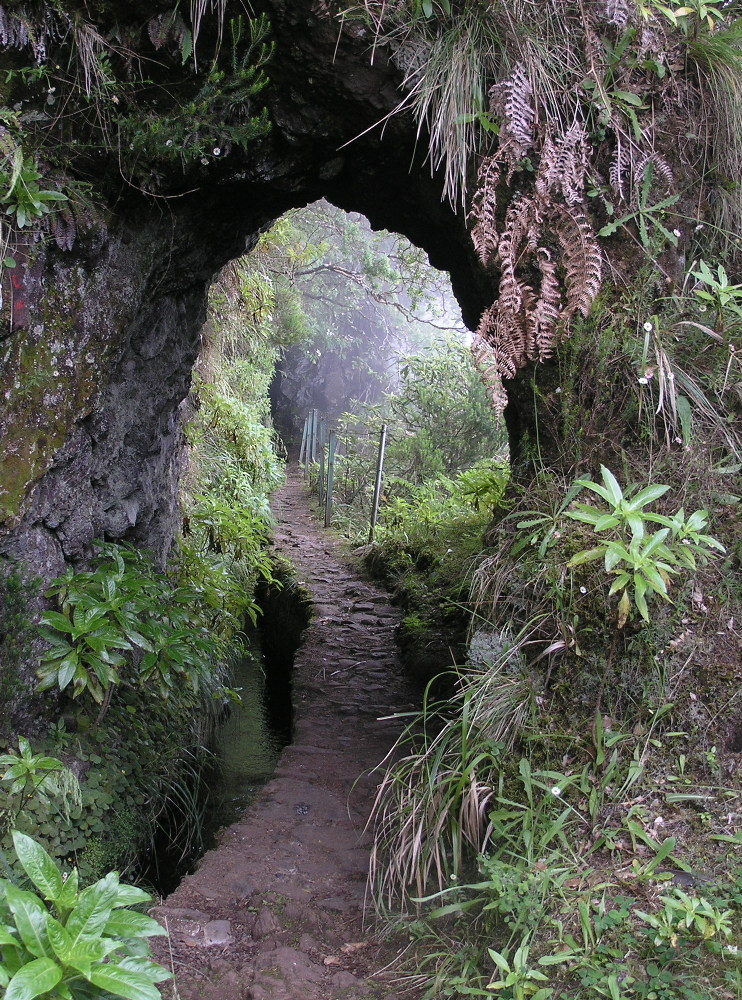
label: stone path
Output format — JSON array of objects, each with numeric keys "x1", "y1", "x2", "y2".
[{"x1": 152, "y1": 470, "x2": 417, "y2": 1000}]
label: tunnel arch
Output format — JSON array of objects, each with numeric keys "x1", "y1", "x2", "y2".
[{"x1": 0, "y1": 0, "x2": 499, "y2": 585}]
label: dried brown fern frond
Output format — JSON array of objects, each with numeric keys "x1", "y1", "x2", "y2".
[
  {"x1": 148, "y1": 11, "x2": 189, "y2": 54},
  {"x1": 0, "y1": 6, "x2": 30, "y2": 50},
  {"x1": 489, "y1": 62, "x2": 537, "y2": 179},
  {"x1": 536, "y1": 122, "x2": 591, "y2": 206},
  {"x1": 550, "y1": 204, "x2": 603, "y2": 320},
  {"x1": 609, "y1": 139, "x2": 633, "y2": 205},
  {"x1": 533, "y1": 248, "x2": 563, "y2": 359},
  {"x1": 472, "y1": 328, "x2": 509, "y2": 413},
  {"x1": 604, "y1": 0, "x2": 635, "y2": 28},
  {"x1": 469, "y1": 154, "x2": 501, "y2": 270}
]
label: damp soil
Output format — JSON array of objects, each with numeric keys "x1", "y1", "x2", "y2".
[{"x1": 151, "y1": 470, "x2": 420, "y2": 1000}]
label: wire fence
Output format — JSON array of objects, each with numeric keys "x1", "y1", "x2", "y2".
[{"x1": 298, "y1": 408, "x2": 387, "y2": 540}]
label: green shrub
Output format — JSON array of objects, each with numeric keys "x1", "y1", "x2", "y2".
[
  {"x1": 0, "y1": 831, "x2": 170, "y2": 1000},
  {"x1": 37, "y1": 542, "x2": 233, "y2": 709}
]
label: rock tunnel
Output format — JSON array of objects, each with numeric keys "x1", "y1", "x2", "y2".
[{"x1": 0, "y1": 0, "x2": 496, "y2": 586}]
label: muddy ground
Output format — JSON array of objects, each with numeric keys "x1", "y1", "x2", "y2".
[{"x1": 152, "y1": 471, "x2": 422, "y2": 1000}]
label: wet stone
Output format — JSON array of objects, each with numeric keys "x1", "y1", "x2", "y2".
[
  {"x1": 252, "y1": 908, "x2": 282, "y2": 940},
  {"x1": 203, "y1": 920, "x2": 233, "y2": 946}
]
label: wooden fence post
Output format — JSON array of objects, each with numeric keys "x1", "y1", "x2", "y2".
[
  {"x1": 324, "y1": 431, "x2": 338, "y2": 528},
  {"x1": 368, "y1": 423, "x2": 388, "y2": 543},
  {"x1": 299, "y1": 414, "x2": 309, "y2": 467}
]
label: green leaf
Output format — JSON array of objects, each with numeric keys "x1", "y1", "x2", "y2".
[
  {"x1": 604, "y1": 546, "x2": 623, "y2": 572},
  {"x1": 644, "y1": 528, "x2": 670, "y2": 556},
  {"x1": 39, "y1": 611, "x2": 75, "y2": 634},
  {"x1": 66, "y1": 937, "x2": 120, "y2": 973},
  {"x1": 56, "y1": 654, "x2": 78, "y2": 691},
  {"x1": 87, "y1": 964, "x2": 164, "y2": 1000},
  {"x1": 112, "y1": 884, "x2": 152, "y2": 908},
  {"x1": 515, "y1": 516, "x2": 550, "y2": 528},
  {"x1": 5, "y1": 883, "x2": 52, "y2": 959},
  {"x1": 685, "y1": 509, "x2": 708, "y2": 532},
  {"x1": 600, "y1": 466, "x2": 624, "y2": 507},
  {"x1": 4, "y1": 957, "x2": 62, "y2": 1000},
  {"x1": 46, "y1": 915, "x2": 72, "y2": 961},
  {"x1": 642, "y1": 564, "x2": 669, "y2": 595},
  {"x1": 567, "y1": 546, "x2": 606, "y2": 567},
  {"x1": 66, "y1": 872, "x2": 119, "y2": 945},
  {"x1": 118, "y1": 956, "x2": 173, "y2": 983},
  {"x1": 646, "y1": 836, "x2": 677, "y2": 873},
  {"x1": 0, "y1": 924, "x2": 19, "y2": 945},
  {"x1": 625, "y1": 511, "x2": 645, "y2": 540},
  {"x1": 574, "y1": 479, "x2": 613, "y2": 504},
  {"x1": 539, "y1": 952, "x2": 577, "y2": 965},
  {"x1": 55, "y1": 868, "x2": 79, "y2": 912},
  {"x1": 11, "y1": 833, "x2": 64, "y2": 903},
  {"x1": 594, "y1": 513, "x2": 620, "y2": 532},
  {"x1": 608, "y1": 572, "x2": 631, "y2": 595},
  {"x1": 487, "y1": 948, "x2": 511, "y2": 974},
  {"x1": 633, "y1": 580, "x2": 649, "y2": 621},
  {"x1": 103, "y1": 909, "x2": 167, "y2": 939}
]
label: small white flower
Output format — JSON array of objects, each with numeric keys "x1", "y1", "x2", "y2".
[
  {"x1": 555, "y1": 386, "x2": 562, "y2": 394},
  {"x1": 699, "y1": 305, "x2": 707, "y2": 312},
  {"x1": 643, "y1": 321, "x2": 653, "y2": 332},
  {"x1": 579, "y1": 586, "x2": 587, "y2": 594},
  {"x1": 638, "y1": 376, "x2": 648, "y2": 385},
  {"x1": 667, "y1": 371, "x2": 674, "y2": 380},
  {"x1": 551, "y1": 786, "x2": 561, "y2": 796},
  {"x1": 672, "y1": 228, "x2": 681, "y2": 238},
  {"x1": 213, "y1": 147, "x2": 221, "y2": 156},
  {"x1": 166, "y1": 139, "x2": 173, "y2": 147},
  {"x1": 695, "y1": 223, "x2": 704, "y2": 232},
  {"x1": 201, "y1": 157, "x2": 209, "y2": 165}
]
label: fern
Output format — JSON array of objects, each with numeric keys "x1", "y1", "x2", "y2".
[
  {"x1": 533, "y1": 249, "x2": 563, "y2": 359},
  {"x1": 634, "y1": 152, "x2": 674, "y2": 205},
  {"x1": 551, "y1": 205, "x2": 603, "y2": 319},
  {"x1": 609, "y1": 140, "x2": 632, "y2": 205},
  {"x1": 470, "y1": 155, "x2": 501, "y2": 269}
]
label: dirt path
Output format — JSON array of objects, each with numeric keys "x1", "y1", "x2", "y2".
[{"x1": 152, "y1": 470, "x2": 417, "y2": 1000}]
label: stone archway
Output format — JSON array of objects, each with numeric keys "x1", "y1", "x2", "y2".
[{"x1": 0, "y1": 0, "x2": 494, "y2": 583}]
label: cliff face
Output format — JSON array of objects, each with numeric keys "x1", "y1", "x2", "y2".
[{"x1": 0, "y1": 0, "x2": 489, "y2": 586}]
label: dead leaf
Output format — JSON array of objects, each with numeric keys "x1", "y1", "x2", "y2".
[
  {"x1": 340, "y1": 942, "x2": 368, "y2": 954},
  {"x1": 323, "y1": 955, "x2": 342, "y2": 967}
]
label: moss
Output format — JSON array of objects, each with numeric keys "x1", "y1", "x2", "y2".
[
  {"x1": 0, "y1": 271, "x2": 112, "y2": 524},
  {"x1": 0, "y1": 563, "x2": 40, "y2": 736}
]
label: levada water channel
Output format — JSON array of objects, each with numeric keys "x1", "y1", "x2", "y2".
[{"x1": 142, "y1": 579, "x2": 311, "y2": 896}]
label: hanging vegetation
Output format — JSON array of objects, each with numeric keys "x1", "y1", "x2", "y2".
[{"x1": 350, "y1": 0, "x2": 742, "y2": 398}]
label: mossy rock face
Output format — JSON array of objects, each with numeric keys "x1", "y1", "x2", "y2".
[{"x1": 0, "y1": 264, "x2": 113, "y2": 526}]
